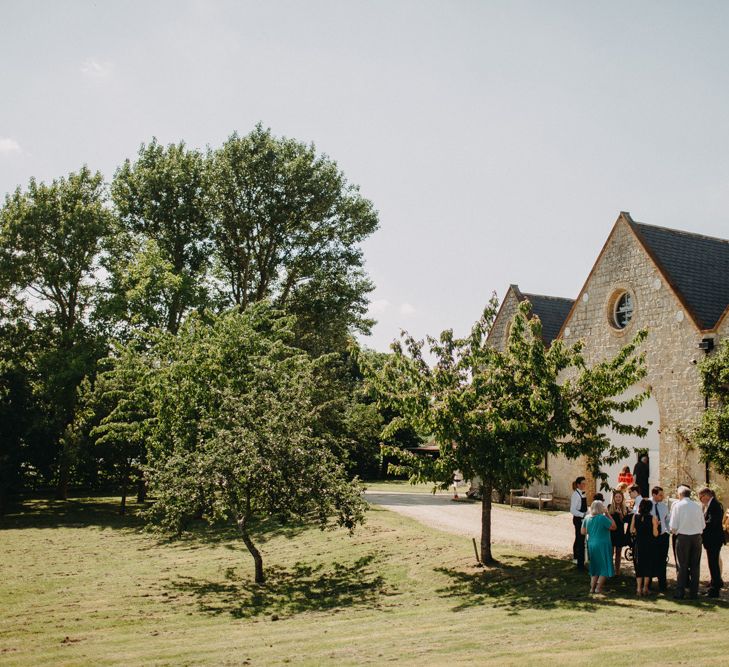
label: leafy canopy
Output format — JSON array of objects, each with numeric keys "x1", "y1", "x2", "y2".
[
  {"x1": 359, "y1": 298, "x2": 649, "y2": 563},
  {"x1": 108, "y1": 304, "x2": 368, "y2": 583},
  {"x1": 696, "y1": 339, "x2": 729, "y2": 478}
]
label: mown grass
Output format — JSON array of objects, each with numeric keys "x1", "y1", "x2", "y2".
[
  {"x1": 1, "y1": 495, "x2": 728, "y2": 666},
  {"x1": 362, "y1": 479, "x2": 454, "y2": 494}
]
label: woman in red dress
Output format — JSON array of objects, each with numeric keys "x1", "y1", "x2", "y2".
[{"x1": 617, "y1": 466, "x2": 634, "y2": 486}]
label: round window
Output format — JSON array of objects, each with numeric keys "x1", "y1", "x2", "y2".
[{"x1": 612, "y1": 291, "x2": 634, "y2": 329}]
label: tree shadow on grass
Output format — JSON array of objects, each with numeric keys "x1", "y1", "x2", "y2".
[
  {"x1": 0, "y1": 496, "x2": 147, "y2": 531},
  {"x1": 1, "y1": 496, "x2": 309, "y2": 550},
  {"x1": 168, "y1": 553, "x2": 387, "y2": 618},
  {"x1": 436, "y1": 553, "x2": 729, "y2": 615}
]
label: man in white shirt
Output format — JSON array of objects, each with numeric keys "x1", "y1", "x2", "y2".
[
  {"x1": 669, "y1": 486, "x2": 706, "y2": 599},
  {"x1": 650, "y1": 486, "x2": 670, "y2": 591},
  {"x1": 628, "y1": 484, "x2": 642, "y2": 513},
  {"x1": 570, "y1": 476, "x2": 588, "y2": 571}
]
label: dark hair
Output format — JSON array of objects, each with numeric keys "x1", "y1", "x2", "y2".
[
  {"x1": 593, "y1": 493, "x2": 605, "y2": 502},
  {"x1": 638, "y1": 498, "x2": 653, "y2": 515},
  {"x1": 628, "y1": 484, "x2": 640, "y2": 494},
  {"x1": 572, "y1": 476, "x2": 586, "y2": 491},
  {"x1": 651, "y1": 486, "x2": 663, "y2": 497},
  {"x1": 698, "y1": 487, "x2": 714, "y2": 498},
  {"x1": 621, "y1": 465, "x2": 630, "y2": 474}
]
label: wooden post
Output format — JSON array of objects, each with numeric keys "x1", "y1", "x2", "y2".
[{"x1": 472, "y1": 537, "x2": 482, "y2": 567}]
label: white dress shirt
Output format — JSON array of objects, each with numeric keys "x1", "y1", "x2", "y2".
[
  {"x1": 669, "y1": 497, "x2": 706, "y2": 535},
  {"x1": 650, "y1": 499, "x2": 670, "y2": 535},
  {"x1": 631, "y1": 495, "x2": 643, "y2": 513},
  {"x1": 570, "y1": 489, "x2": 586, "y2": 518}
]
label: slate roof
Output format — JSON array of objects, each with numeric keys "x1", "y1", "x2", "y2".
[
  {"x1": 521, "y1": 292, "x2": 575, "y2": 344},
  {"x1": 628, "y1": 219, "x2": 729, "y2": 330}
]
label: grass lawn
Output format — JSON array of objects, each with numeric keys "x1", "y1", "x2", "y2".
[
  {"x1": 361, "y1": 479, "x2": 455, "y2": 494},
  {"x1": 1, "y1": 496, "x2": 728, "y2": 666}
]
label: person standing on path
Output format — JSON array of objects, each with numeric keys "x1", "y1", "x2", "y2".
[
  {"x1": 669, "y1": 487, "x2": 706, "y2": 600},
  {"x1": 628, "y1": 484, "x2": 643, "y2": 513},
  {"x1": 631, "y1": 498, "x2": 659, "y2": 596},
  {"x1": 581, "y1": 500, "x2": 617, "y2": 593},
  {"x1": 698, "y1": 487, "x2": 725, "y2": 598},
  {"x1": 617, "y1": 466, "x2": 634, "y2": 487},
  {"x1": 570, "y1": 476, "x2": 588, "y2": 571},
  {"x1": 633, "y1": 455, "x2": 650, "y2": 499},
  {"x1": 650, "y1": 486, "x2": 670, "y2": 591},
  {"x1": 608, "y1": 490, "x2": 629, "y2": 575}
]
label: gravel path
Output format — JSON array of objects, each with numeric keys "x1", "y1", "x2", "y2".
[
  {"x1": 365, "y1": 491, "x2": 716, "y2": 580},
  {"x1": 365, "y1": 491, "x2": 573, "y2": 556}
]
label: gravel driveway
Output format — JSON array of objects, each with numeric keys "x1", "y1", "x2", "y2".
[{"x1": 365, "y1": 491, "x2": 573, "y2": 556}]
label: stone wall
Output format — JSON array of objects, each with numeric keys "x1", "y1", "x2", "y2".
[
  {"x1": 487, "y1": 287, "x2": 521, "y2": 349},
  {"x1": 560, "y1": 217, "x2": 726, "y2": 499},
  {"x1": 486, "y1": 216, "x2": 729, "y2": 503}
]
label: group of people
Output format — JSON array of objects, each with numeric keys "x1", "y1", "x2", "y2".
[{"x1": 570, "y1": 475, "x2": 727, "y2": 598}]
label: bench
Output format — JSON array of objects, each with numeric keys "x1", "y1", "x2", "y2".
[{"x1": 509, "y1": 485, "x2": 554, "y2": 511}]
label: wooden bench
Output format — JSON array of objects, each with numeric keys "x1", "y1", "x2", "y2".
[{"x1": 509, "y1": 485, "x2": 554, "y2": 511}]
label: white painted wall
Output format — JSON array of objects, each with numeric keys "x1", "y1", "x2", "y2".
[{"x1": 600, "y1": 386, "x2": 661, "y2": 492}]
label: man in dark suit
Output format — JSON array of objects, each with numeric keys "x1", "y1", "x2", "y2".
[
  {"x1": 650, "y1": 486, "x2": 670, "y2": 591},
  {"x1": 698, "y1": 487, "x2": 725, "y2": 598},
  {"x1": 633, "y1": 455, "x2": 650, "y2": 498}
]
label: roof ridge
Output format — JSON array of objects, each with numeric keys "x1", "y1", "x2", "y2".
[
  {"x1": 522, "y1": 292, "x2": 575, "y2": 303},
  {"x1": 630, "y1": 220, "x2": 729, "y2": 246}
]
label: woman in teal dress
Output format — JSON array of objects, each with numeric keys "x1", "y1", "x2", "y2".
[{"x1": 581, "y1": 500, "x2": 617, "y2": 593}]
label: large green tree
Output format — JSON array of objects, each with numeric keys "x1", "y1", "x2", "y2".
[
  {"x1": 0, "y1": 167, "x2": 112, "y2": 498},
  {"x1": 360, "y1": 299, "x2": 649, "y2": 564},
  {"x1": 121, "y1": 304, "x2": 367, "y2": 584},
  {"x1": 0, "y1": 167, "x2": 111, "y2": 336},
  {"x1": 209, "y1": 125, "x2": 378, "y2": 355},
  {"x1": 109, "y1": 139, "x2": 212, "y2": 335},
  {"x1": 0, "y1": 304, "x2": 36, "y2": 514},
  {"x1": 696, "y1": 339, "x2": 729, "y2": 478}
]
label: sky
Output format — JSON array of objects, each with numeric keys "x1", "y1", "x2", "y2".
[{"x1": 2, "y1": 1, "x2": 729, "y2": 351}]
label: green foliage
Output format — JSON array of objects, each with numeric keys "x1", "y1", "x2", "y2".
[
  {"x1": 358, "y1": 298, "x2": 649, "y2": 562},
  {"x1": 209, "y1": 124, "x2": 378, "y2": 355},
  {"x1": 696, "y1": 339, "x2": 729, "y2": 477},
  {"x1": 0, "y1": 126, "x2": 380, "y2": 504},
  {"x1": 110, "y1": 139, "x2": 212, "y2": 334},
  {"x1": 0, "y1": 167, "x2": 112, "y2": 498},
  {"x1": 0, "y1": 306, "x2": 36, "y2": 510},
  {"x1": 0, "y1": 166, "x2": 111, "y2": 335},
  {"x1": 99, "y1": 239, "x2": 184, "y2": 336},
  {"x1": 106, "y1": 304, "x2": 368, "y2": 583}
]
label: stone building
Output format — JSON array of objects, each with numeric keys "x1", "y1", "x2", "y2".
[{"x1": 488, "y1": 212, "x2": 729, "y2": 504}]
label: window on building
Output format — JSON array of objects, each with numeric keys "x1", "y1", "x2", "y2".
[{"x1": 612, "y1": 291, "x2": 634, "y2": 329}]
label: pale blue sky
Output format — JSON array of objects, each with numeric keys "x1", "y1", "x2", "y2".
[{"x1": 2, "y1": 1, "x2": 728, "y2": 351}]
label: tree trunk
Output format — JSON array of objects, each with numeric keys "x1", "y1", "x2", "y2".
[
  {"x1": 55, "y1": 443, "x2": 69, "y2": 501},
  {"x1": 119, "y1": 461, "x2": 130, "y2": 515},
  {"x1": 136, "y1": 474, "x2": 147, "y2": 504},
  {"x1": 237, "y1": 515, "x2": 265, "y2": 584},
  {"x1": 480, "y1": 481, "x2": 496, "y2": 564}
]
